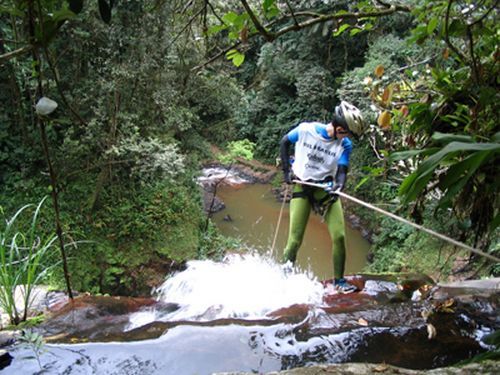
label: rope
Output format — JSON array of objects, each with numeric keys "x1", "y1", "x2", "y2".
[
  {"x1": 271, "y1": 184, "x2": 289, "y2": 257},
  {"x1": 293, "y1": 180, "x2": 500, "y2": 263}
]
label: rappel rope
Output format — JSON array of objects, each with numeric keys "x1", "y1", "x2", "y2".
[
  {"x1": 292, "y1": 180, "x2": 500, "y2": 263},
  {"x1": 271, "y1": 184, "x2": 289, "y2": 258}
]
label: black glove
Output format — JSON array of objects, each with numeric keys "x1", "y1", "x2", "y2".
[
  {"x1": 332, "y1": 183, "x2": 344, "y2": 193},
  {"x1": 280, "y1": 135, "x2": 293, "y2": 185},
  {"x1": 283, "y1": 169, "x2": 292, "y2": 184},
  {"x1": 325, "y1": 182, "x2": 341, "y2": 199}
]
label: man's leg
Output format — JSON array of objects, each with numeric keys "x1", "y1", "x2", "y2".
[
  {"x1": 325, "y1": 199, "x2": 346, "y2": 279},
  {"x1": 283, "y1": 185, "x2": 311, "y2": 263}
]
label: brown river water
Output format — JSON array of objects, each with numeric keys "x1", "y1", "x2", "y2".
[{"x1": 212, "y1": 183, "x2": 371, "y2": 281}]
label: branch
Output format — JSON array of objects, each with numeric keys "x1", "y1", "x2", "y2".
[
  {"x1": 369, "y1": 134, "x2": 384, "y2": 160},
  {"x1": 374, "y1": 0, "x2": 411, "y2": 12},
  {"x1": 467, "y1": 0, "x2": 499, "y2": 27},
  {"x1": 192, "y1": 40, "x2": 242, "y2": 71},
  {"x1": 0, "y1": 45, "x2": 33, "y2": 64},
  {"x1": 194, "y1": 3, "x2": 412, "y2": 70},
  {"x1": 206, "y1": 0, "x2": 225, "y2": 25},
  {"x1": 240, "y1": 0, "x2": 274, "y2": 42},
  {"x1": 42, "y1": 45, "x2": 87, "y2": 126},
  {"x1": 166, "y1": 5, "x2": 206, "y2": 51},
  {"x1": 395, "y1": 56, "x2": 436, "y2": 72},
  {"x1": 444, "y1": 0, "x2": 467, "y2": 63},
  {"x1": 274, "y1": 5, "x2": 407, "y2": 39},
  {"x1": 466, "y1": 25, "x2": 480, "y2": 84},
  {"x1": 284, "y1": 0, "x2": 299, "y2": 27}
]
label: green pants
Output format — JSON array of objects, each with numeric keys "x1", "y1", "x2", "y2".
[{"x1": 283, "y1": 184, "x2": 346, "y2": 279}]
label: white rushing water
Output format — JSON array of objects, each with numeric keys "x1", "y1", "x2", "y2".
[
  {"x1": 197, "y1": 167, "x2": 251, "y2": 186},
  {"x1": 127, "y1": 253, "x2": 324, "y2": 330}
]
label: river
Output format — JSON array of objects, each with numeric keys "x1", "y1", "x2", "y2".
[{"x1": 212, "y1": 183, "x2": 371, "y2": 281}]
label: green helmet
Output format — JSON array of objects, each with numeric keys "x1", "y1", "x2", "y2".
[{"x1": 334, "y1": 101, "x2": 365, "y2": 136}]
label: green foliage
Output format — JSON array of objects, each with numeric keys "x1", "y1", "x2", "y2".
[
  {"x1": 62, "y1": 178, "x2": 203, "y2": 295},
  {"x1": 19, "y1": 329, "x2": 46, "y2": 370},
  {"x1": 394, "y1": 134, "x2": 499, "y2": 208},
  {"x1": 198, "y1": 221, "x2": 241, "y2": 261},
  {"x1": 0, "y1": 198, "x2": 55, "y2": 325},
  {"x1": 366, "y1": 215, "x2": 455, "y2": 278},
  {"x1": 1, "y1": 1, "x2": 246, "y2": 295},
  {"x1": 385, "y1": 0, "x2": 500, "y2": 245},
  {"x1": 218, "y1": 139, "x2": 256, "y2": 165}
]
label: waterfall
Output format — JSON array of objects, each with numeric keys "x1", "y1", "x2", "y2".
[{"x1": 127, "y1": 253, "x2": 324, "y2": 329}]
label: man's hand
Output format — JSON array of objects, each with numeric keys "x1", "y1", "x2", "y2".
[{"x1": 325, "y1": 182, "x2": 343, "y2": 201}]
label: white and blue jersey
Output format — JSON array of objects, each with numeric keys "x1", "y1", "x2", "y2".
[{"x1": 286, "y1": 122, "x2": 352, "y2": 181}]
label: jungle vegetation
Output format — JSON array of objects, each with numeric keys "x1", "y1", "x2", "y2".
[{"x1": 0, "y1": 0, "x2": 498, "y2": 313}]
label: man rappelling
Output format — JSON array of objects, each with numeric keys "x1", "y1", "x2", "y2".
[{"x1": 279, "y1": 101, "x2": 365, "y2": 294}]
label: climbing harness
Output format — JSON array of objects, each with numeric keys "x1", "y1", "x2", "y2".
[
  {"x1": 292, "y1": 179, "x2": 500, "y2": 263},
  {"x1": 291, "y1": 185, "x2": 335, "y2": 218}
]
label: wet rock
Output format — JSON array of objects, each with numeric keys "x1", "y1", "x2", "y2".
[
  {"x1": 10, "y1": 274, "x2": 496, "y2": 374},
  {"x1": 432, "y1": 278, "x2": 500, "y2": 300},
  {"x1": 202, "y1": 191, "x2": 226, "y2": 214},
  {"x1": 223, "y1": 214, "x2": 233, "y2": 222},
  {"x1": 216, "y1": 360, "x2": 500, "y2": 374},
  {"x1": 0, "y1": 331, "x2": 19, "y2": 347},
  {"x1": 39, "y1": 295, "x2": 159, "y2": 343},
  {"x1": 0, "y1": 349, "x2": 12, "y2": 370}
]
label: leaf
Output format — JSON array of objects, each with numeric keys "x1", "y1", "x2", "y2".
[
  {"x1": 207, "y1": 24, "x2": 227, "y2": 36},
  {"x1": 442, "y1": 48, "x2": 449, "y2": 60},
  {"x1": 377, "y1": 111, "x2": 391, "y2": 129},
  {"x1": 437, "y1": 150, "x2": 493, "y2": 208},
  {"x1": 358, "y1": 318, "x2": 369, "y2": 326},
  {"x1": 263, "y1": 0, "x2": 275, "y2": 12},
  {"x1": 263, "y1": 0, "x2": 273, "y2": 10},
  {"x1": 52, "y1": 9, "x2": 78, "y2": 22},
  {"x1": 399, "y1": 142, "x2": 500, "y2": 203},
  {"x1": 427, "y1": 323, "x2": 437, "y2": 339},
  {"x1": 427, "y1": 18, "x2": 438, "y2": 34},
  {"x1": 350, "y1": 28, "x2": 363, "y2": 36},
  {"x1": 438, "y1": 151, "x2": 492, "y2": 190},
  {"x1": 68, "y1": 0, "x2": 84, "y2": 14},
  {"x1": 222, "y1": 11, "x2": 238, "y2": 24},
  {"x1": 373, "y1": 363, "x2": 389, "y2": 372},
  {"x1": 389, "y1": 148, "x2": 440, "y2": 162},
  {"x1": 442, "y1": 298, "x2": 454, "y2": 308},
  {"x1": 374, "y1": 65, "x2": 384, "y2": 78},
  {"x1": 232, "y1": 53, "x2": 245, "y2": 67},
  {"x1": 37, "y1": 20, "x2": 59, "y2": 45},
  {"x1": 226, "y1": 49, "x2": 245, "y2": 67},
  {"x1": 333, "y1": 24, "x2": 349, "y2": 37},
  {"x1": 381, "y1": 86, "x2": 393, "y2": 105},
  {"x1": 448, "y1": 19, "x2": 466, "y2": 36},
  {"x1": 239, "y1": 26, "x2": 249, "y2": 43},
  {"x1": 400, "y1": 105, "x2": 409, "y2": 117},
  {"x1": 432, "y1": 132, "x2": 473, "y2": 144},
  {"x1": 98, "y1": 0, "x2": 112, "y2": 24}
]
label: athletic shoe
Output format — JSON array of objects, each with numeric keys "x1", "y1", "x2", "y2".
[{"x1": 334, "y1": 278, "x2": 358, "y2": 294}]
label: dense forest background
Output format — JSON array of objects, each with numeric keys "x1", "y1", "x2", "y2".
[{"x1": 1, "y1": 0, "x2": 498, "y2": 298}]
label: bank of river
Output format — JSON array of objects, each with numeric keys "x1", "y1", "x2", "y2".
[{"x1": 212, "y1": 183, "x2": 371, "y2": 281}]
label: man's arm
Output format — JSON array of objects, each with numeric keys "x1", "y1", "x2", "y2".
[
  {"x1": 334, "y1": 137, "x2": 353, "y2": 191},
  {"x1": 280, "y1": 135, "x2": 292, "y2": 184},
  {"x1": 279, "y1": 127, "x2": 299, "y2": 184}
]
